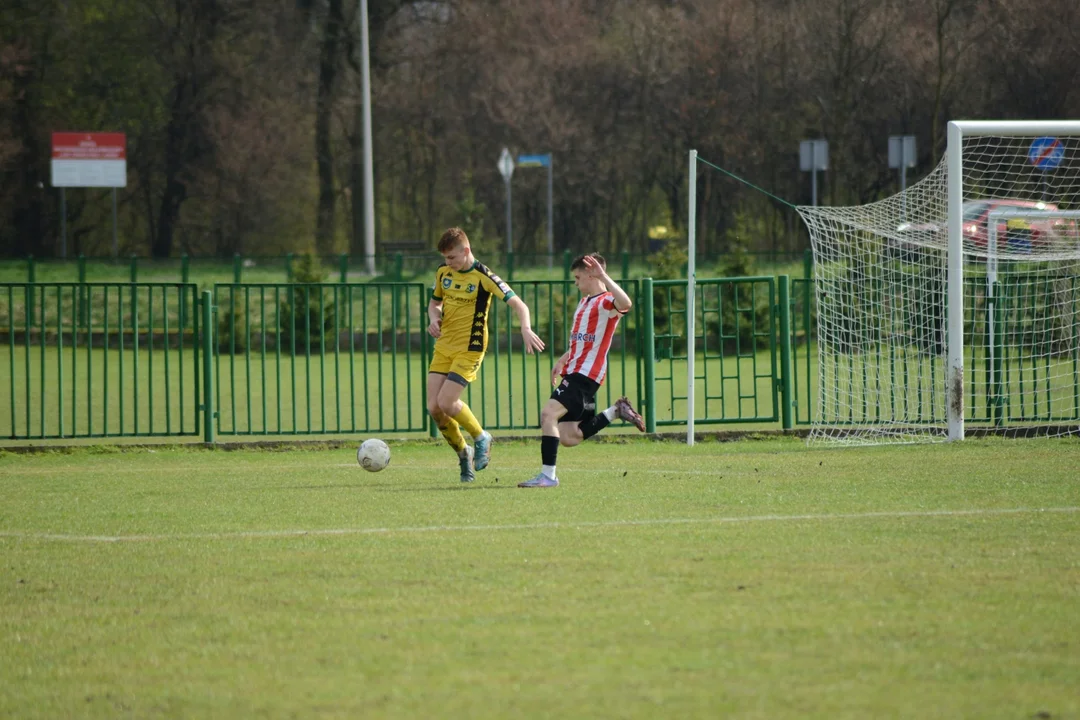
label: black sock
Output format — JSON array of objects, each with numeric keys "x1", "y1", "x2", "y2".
[
  {"x1": 541, "y1": 435, "x2": 560, "y2": 466},
  {"x1": 578, "y1": 414, "x2": 611, "y2": 440}
]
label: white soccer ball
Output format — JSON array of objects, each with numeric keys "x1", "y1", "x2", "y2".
[{"x1": 357, "y1": 438, "x2": 391, "y2": 472}]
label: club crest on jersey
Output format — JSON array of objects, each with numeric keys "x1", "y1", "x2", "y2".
[{"x1": 442, "y1": 277, "x2": 452, "y2": 289}]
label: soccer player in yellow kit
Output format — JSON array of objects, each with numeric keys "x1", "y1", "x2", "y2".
[{"x1": 427, "y1": 228, "x2": 545, "y2": 482}]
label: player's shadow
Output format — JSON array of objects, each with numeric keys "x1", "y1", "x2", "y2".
[
  {"x1": 278, "y1": 482, "x2": 516, "y2": 492},
  {"x1": 279, "y1": 483, "x2": 372, "y2": 491}
]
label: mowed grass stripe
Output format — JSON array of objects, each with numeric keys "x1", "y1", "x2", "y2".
[{"x1": 2, "y1": 505, "x2": 1078, "y2": 544}]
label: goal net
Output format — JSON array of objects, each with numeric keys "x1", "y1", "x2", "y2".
[{"x1": 798, "y1": 121, "x2": 1080, "y2": 444}]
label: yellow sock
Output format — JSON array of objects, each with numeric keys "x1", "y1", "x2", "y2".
[
  {"x1": 453, "y1": 404, "x2": 484, "y2": 439},
  {"x1": 439, "y1": 417, "x2": 467, "y2": 453}
]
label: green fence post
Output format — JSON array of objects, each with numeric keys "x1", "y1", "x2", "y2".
[
  {"x1": 285, "y1": 253, "x2": 294, "y2": 283},
  {"x1": 992, "y1": 280, "x2": 1005, "y2": 427},
  {"x1": 641, "y1": 277, "x2": 656, "y2": 433},
  {"x1": 778, "y1": 275, "x2": 794, "y2": 430},
  {"x1": 233, "y1": 253, "x2": 242, "y2": 284},
  {"x1": 129, "y1": 255, "x2": 138, "y2": 283},
  {"x1": 621, "y1": 250, "x2": 630, "y2": 280},
  {"x1": 201, "y1": 290, "x2": 216, "y2": 443},
  {"x1": 562, "y1": 249, "x2": 572, "y2": 281},
  {"x1": 76, "y1": 254, "x2": 87, "y2": 330},
  {"x1": 394, "y1": 253, "x2": 404, "y2": 281},
  {"x1": 339, "y1": 253, "x2": 349, "y2": 283},
  {"x1": 180, "y1": 254, "x2": 190, "y2": 328},
  {"x1": 26, "y1": 255, "x2": 35, "y2": 326},
  {"x1": 804, "y1": 248, "x2": 813, "y2": 280},
  {"x1": 421, "y1": 290, "x2": 438, "y2": 437}
]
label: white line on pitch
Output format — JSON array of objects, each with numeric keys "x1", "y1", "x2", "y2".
[
  {"x1": 1, "y1": 506, "x2": 1077, "y2": 544},
  {"x1": 0, "y1": 463, "x2": 749, "y2": 476}
]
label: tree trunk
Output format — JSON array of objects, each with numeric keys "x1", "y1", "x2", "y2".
[
  {"x1": 11, "y1": 91, "x2": 44, "y2": 258},
  {"x1": 350, "y1": 101, "x2": 364, "y2": 257},
  {"x1": 153, "y1": 82, "x2": 193, "y2": 258},
  {"x1": 315, "y1": 0, "x2": 345, "y2": 255}
]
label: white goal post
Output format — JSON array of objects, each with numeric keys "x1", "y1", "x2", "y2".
[{"x1": 800, "y1": 120, "x2": 1080, "y2": 444}]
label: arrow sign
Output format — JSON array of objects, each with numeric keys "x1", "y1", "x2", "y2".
[
  {"x1": 1028, "y1": 136, "x2": 1064, "y2": 171},
  {"x1": 498, "y1": 147, "x2": 514, "y2": 182}
]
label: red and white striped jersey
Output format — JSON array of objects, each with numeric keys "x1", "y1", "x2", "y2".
[{"x1": 564, "y1": 292, "x2": 626, "y2": 384}]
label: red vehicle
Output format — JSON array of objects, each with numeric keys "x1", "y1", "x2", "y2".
[
  {"x1": 890, "y1": 198, "x2": 1076, "y2": 258},
  {"x1": 960, "y1": 199, "x2": 1074, "y2": 252}
]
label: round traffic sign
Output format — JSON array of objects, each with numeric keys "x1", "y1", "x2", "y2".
[{"x1": 1028, "y1": 136, "x2": 1064, "y2": 171}]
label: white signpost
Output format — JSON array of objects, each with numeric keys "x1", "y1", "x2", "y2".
[
  {"x1": 51, "y1": 132, "x2": 127, "y2": 258},
  {"x1": 498, "y1": 147, "x2": 515, "y2": 254},
  {"x1": 889, "y1": 135, "x2": 917, "y2": 219},
  {"x1": 888, "y1": 135, "x2": 917, "y2": 189},
  {"x1": 799, "y1": 139, "x2": 829, "y2": 206}
]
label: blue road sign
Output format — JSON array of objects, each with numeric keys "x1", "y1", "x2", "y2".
[
  {"x1": 517, "y1": 154, "x2": 551, "y2": 167},
  {"x1": 1028, "y1": 136, "x2": 1064, "y2": 170}
]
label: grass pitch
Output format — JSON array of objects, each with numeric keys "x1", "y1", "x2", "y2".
[{"x1": 2, "y1": 436, "x2": 1078, "y2": 718}]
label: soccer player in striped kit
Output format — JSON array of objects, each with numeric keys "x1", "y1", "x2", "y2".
[{"x1": 519, "y1": 253, "x2": 645, "y2": 488}]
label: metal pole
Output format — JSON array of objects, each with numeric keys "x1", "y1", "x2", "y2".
[
  {"x1": 112, "y1": 188, "x2": 118, "y2": 258},
  {"x1": 988, "y1": 217, "x2": 999, "y2": 421},
  {"x1": 201, "y1": 290, "x2": 215, "y2": 444},
  {"x1": 546, "y1": 157, "x2": 554, "y2": 269},
  {"x1": 811, "y1": 167, "x2": 818, "y2": 207},
  {"x1": 900, "y1": 136, "x2": 910, "y2": 221},
  {"x1": 60, "y1": 189, "x2": 67, "y2": 259},
  {"x1": 359, "y1": 0, "x2": 376, "y2": 275},
  {"x1": 642, "y1": 277, "x2": 656, "y2": 433},
  {"x1": 778, "y1": 275, "x2": 794, "y2": 430},
  {"x1": 946, "y1": 122, "x2": 965, "y2": 441},
  {"x1": 505, "y1": 177, "x2": 512, "y2": 256},
  {"x1": 686, "y1": 149, "x2": 697, "y2": 446}
]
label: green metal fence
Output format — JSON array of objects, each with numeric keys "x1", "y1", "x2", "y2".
[
  {"x1": 969, "y1": 271, "x2": 1080, "y2": 427},
  {"x1": 650, "y1": 277, "x2": 782, "y2": 426},
  {"x1": 210, "y1": 283, "x2": 432, "y2": 436},
  {"x1": 805, "y1": 265, "x2": 1080, "y2": 431},
  {"x1": 1, "y1": 283, "x2": 202, "y2": 440},
  {"x1": 2, "y1": 276, "x2": 809, "y2": 443}
]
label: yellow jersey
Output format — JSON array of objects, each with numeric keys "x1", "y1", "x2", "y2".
[{"x1": 431, "y1": 261, "x2": 516, "y2": 353}]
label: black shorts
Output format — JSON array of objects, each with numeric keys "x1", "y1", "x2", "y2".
[{"x1": 551, "y1": 373, "x2": 600, "y2": 423}]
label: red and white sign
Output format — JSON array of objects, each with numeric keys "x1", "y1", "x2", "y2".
[{"x1": 51, "y1": 132, "x2": 127, "y2": 188}]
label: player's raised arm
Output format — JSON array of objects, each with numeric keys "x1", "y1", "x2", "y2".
[
  {"x1": 583, "y1": 254, "x2": 632, "y2": 312},
  {"x1": 506, "y1": 296, "x2": 545, "y2": 354}
]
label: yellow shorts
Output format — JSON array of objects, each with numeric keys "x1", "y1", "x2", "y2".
[{"x1": 428, "y1": 346, "x2": 485, "y2": 384}]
